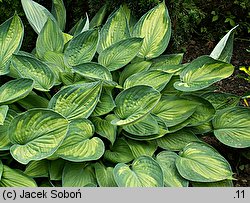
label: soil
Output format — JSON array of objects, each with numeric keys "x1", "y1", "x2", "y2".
[{"x1": 176, "y1": 37, "x2": 250, "y2": 186}]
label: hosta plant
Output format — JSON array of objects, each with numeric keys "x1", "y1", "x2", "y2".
[{"x1": 0, "y1": 0, "x2": 249, "y2": 187}]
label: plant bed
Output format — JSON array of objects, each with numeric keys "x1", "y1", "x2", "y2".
[{"x1": 0, "y1": 0, "x2": 249, "y2": 187}]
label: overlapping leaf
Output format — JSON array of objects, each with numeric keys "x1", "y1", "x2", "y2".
[
  {"x1": 0, "y1": 13, "x2": 24, "y2": 75},
  {"x1": 112, "y1": 85, "x2": 161, "y2": 125},
  {"x1": 113, "y1": 156, "x2": 164, "y2": 187},
  {"x1": 132, "y1": 2, "x2": 171, "y2": 59},
  {"x1": 94, "y1": 162, "x2": 117, "y2": 187},
  {"x1": 12, "y1": 54, "x2": 55, "y2": 91},
  {"x1": 48, "y1": 82, "x2": 102, "y2": 120},
  {"x1": 56, "y1": 119, "x2": 105, "y2": 162},
  {"x1": 213, "y1": 107, "x2": 250, "y2": 148},
  {"x1": 9, "y1": 109, "x2": 68, "y2": 164},
  {"x1": 174, "y1": 56, "x2": 234, "y2": 91},
  {"x1": 98, "y1": 37, "x2": 143, "y2": 71},
  {"x1": 176, "y1": 142, "x2": 234, "y2": 182},
  {"x1": 0, "y1": 105, "x2": 8, "y2": 125},
  {"x1": 0, "y1": 78, "x2": 34, "y2": 105}
]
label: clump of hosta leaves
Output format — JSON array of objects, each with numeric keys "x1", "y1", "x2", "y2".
[{"x1": 0, "y1": 0, "x2": 249, "y2": 187}]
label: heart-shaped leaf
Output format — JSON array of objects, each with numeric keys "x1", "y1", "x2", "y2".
[
  {"x1": 213, "y1": 107, "x2": 250, "y2": 148},
  {"x1": 152, "y1": 95, "x2": 197, "y2": 127},
  {"x1": 12, "y1": 54, "x2": 55, "y2": 91},
  {"x1": 132, "y1": 2, "x2": 171, "y2": 59},
  {"x1": 176, "y1": 142, "x2": 234, "y2": 182},
  {"x1": 21, "y1": 0, "x2": 56, "y2": 34},
  {"x1": 174, "y1": 56, "x2": 234, "y2": 92},
  {"x1": 0, "y1": 13, "x2": 24, "y2": 75},
  {"x1": 113, "y1": 156, "x2": 164, "y2": 187},
  {"x1": 94, "y1": 162, "x2": 117, "y2": 187},
  {"x1": 48, "y1": 82, "x2": 102, "y2": 120},
  {"x1": 0, "y1": 78, "x2": 34, "y2": 105},
  {"x1": 24, "y1": 160, "x2": 49, "y2": 178},
  {"x1": 9, "y1": 109, "x2": 68, "y2": 164},
  {"x1": 56, "y1": 119, "x2": 105, "y2": 162},
  {"x1": 62, "y1": 163, "x2": 97, "y2": 187},
  {"x1": 104, "y1": 138, "x2": 134, "y2": 163},
  {"x1": 156, "y1": 151, "x2": 189, "y2": 187},
  {"x1": 124, "y1": 70, "x2": 172, "y2": 91},
  {"x1": 0, "y1": 105, "x2": 8, "y2": 125},
  {"x1": 51, "y1": 0, "x2": 66, "y2": 31},
  {"x1": 0, "y1": 165, "x2": 37, "y2": 187},
  {"x1": 112, "y1": 85, "x2": 161, "y2": 125},
  {"x1": 91, "y1": 115, "x2": 117, "y2": 145},
  {"x1": 98, "y1": 5, "x2": 130, "y2": 53},
  {"x1": 0, "y1": 109, "x2": 17, "y2": 150},
  {"x1": 64, "y1": 29, "x2": 99, "y2": 66},
  {"x1": 210, "y1": 25, "x2": 238, "y2": 63},
  {"x1": 98, "y1": 38, "x2": 143, "y2": 71},
  {"x1": 156, "y1": 130, "x2": 199, "y2": 151},
  {"x1": 36, "y1": 18, "x2": 64, "y2": 59}
]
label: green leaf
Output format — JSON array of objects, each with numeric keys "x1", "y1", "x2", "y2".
[
  {"x1": 98, "y1": 5, "x2": 130, "y2": 53},
  {"x1": 17, "y1": 91, "x2": 49, "y2": 110},
  {"x1": 69, "y1": 15, "x2": 89, "y2": 36},
  {"x1": 152, "y1": 95, "x2": 197, "y2": 127},
  {"x1": 156, "y1": 130, "x2": 199, "y2": 151},
  {"x1": 0, "y1": 105, "x2": 8, "y2": 125},
  {"x1": 56, "y1": 119, "x2": 105, "y2": 162},
  {"x1": 92, "y1": 88, "x2": 116, "y2": 116},
  {"x1": 12, "y1": 54, "x2": 55, "y2": 91},
  {"x1": 0, "y1": 165, "x2": 37, "y2": 187},
  {"x1": 174, "y1": 56, "x2": 234, "y2": 92},
  {"x1": 9, "y1": 109, "x2": 68, "y2": 164},
  {"x1": 191, "y1": 179, "x2": 233, "y2": 187},
  {"x1": 112, "y1": 85, "x2": 161, "y2": 125},
  {"x1": 126, "y1": 139, "x2": 157, "y2": 158},
  {"x1": 0, "y1": 160, "x2": 3, "y2": 179},
  {"x1": 24, "y1": 160, "x2": 49, "y2": 178},
  {"x1": 123, "y1": 114, "x2": 159, "y2": 136},
  {"x1": 210, "y1": 25, "x2": 238, "y2": 63},
  {"x1": 91, "y1": 115, "x2": 117, "y2": 145},
  {"x1": 188, "y1": 122, "x2": 213, "y2": 134},
  {"x1": 94, "y1": 162, "x2": 117, "y2": 187},
  {"x1": 62, "y1": 163, "x2": 96, "y2": 187},
  {"x1": 176, "y1": 142, "x2": 233, "y2": 182},
  {"x1": 132, "y1": 2, "x2": 171, "y2": 59},
  {"x1": 124, "y1": 70, "x2": 172, "y2": 91},
  {"x1": 0, "y1": 109, "x2": 17, "y2": 150},
  {"x1": 104, "y1": 138, "x2": 134, "y2": 163},
  {"x1": 119, "y1": 61, "x2": 152, "y2": 85},
  {"x1": 64, "y1": 29, "x2": 99, "y2": 66},
  {"x1": 182, "y1": 95, "x2": 215, "y2": 127},
  {"x1": 48, "y1": 82, "x2": 102, "y2": 120},
  {"x1": 156, "y1": 151, "x2": 189, "y2": 187},
  {"x1": 36, "y1": 18, "x2": 64, "y2": 59},
  {"x1": 0, "y1": 78, "x2": 34, "y2": 105},
  {"x1": 213, "y1": 107, "x2": 250, "y2": 148},
  {"x1": 89, "y1": 4, "x2": 107, "y2": 28},
  {"x1": 21, "y1": 0, "x2": 56, "y2": 34},
  {"x1": 151, "y1": 54, "x2": 184, "y2": 66},
  {"x1": 202, "y1": 92, "x2": 240, "y2": 110},
  {"x1": 150, "y1": 64, "x2": 187, "y2": 75},
  {"x1": 113, "y1": 156, "x2": 164, "y2": 187},
  {"x1": 98, "y1": 37, "x2": 143, "y2": 71},
  {"x1": 73, "y1": 62, "x2": 116, "y2": 87},
  {"x1": 51, "y1": 0, "x2": 66, "y2": 31},
  {"x1": 49, "y1": 159, "x2": 65, "y2": 181},
  {"x1": 0, "y1": 14, "x2": 24, "y2": 75}
]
